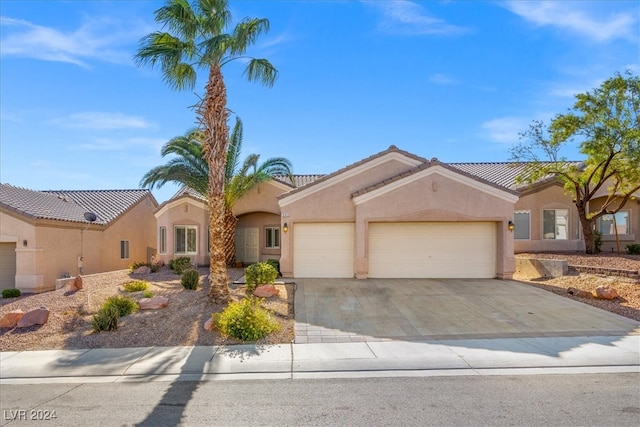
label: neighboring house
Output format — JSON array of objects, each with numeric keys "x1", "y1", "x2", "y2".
[
  {"x1": 0, "y1": 184, "x2": 158, "y2": 293},
  {"x1": 155, "y1": 145, "x2": 639, "y2": 279}
]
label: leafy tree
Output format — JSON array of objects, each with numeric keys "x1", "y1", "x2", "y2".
[
  {"x1": 511, "y1": 71, "x2": 640, "y2": 254},
  {"x1": 135, "y1": 0, "x2": 277, "y2": 303},
  {"x1": 140, "y1": 118, "x2": 292, "y2": 265}
]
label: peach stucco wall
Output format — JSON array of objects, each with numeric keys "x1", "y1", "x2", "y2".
[
  {"x1": 0, "y1": 194, "x2": 157, "y2": 293},
  {"x1": 236, "y1": 212, "x2": 282, "y2": 262},
  {"x1": 514, "y1": 184, "x2": 585, "y2": 253},
  {"x1": 233, "y1": 181, "x2": 287, "y2": 217},
  {"x1": 278, "y1": 158, "x2": 518, "y2": 280},
  {"x1": 154, "y1": 197, "x2": 210, "y2": 267}
]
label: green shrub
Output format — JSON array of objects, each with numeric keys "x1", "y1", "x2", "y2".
[
  {"x1": 92, "y1": 305, "x2": 119, "y2": 332},
  {"x1": 169, "y1": 257, "x2": 192, "y2": 275},
  {"x1": 212, "y1": 297, "x2": 281, "y2": 342},
  {"x1": 122, "y1": 280, "x2": 148, "y2": 292},
  {"x1": 142, "y1": 290, "x2": 153, "y2": 299},
  {"x1": 594, "y1": 231, "x2": 602, "y2": 254},
  {"x1": 245, "y1": 262, "x2": 278, "y2": 292},
  {"x1": 103, "y1": 295, "x2": 138, "y2": 317},
  {"x1": 129, "y1": 262, "x2": 159, "y2": 273},
  {"x1": 266, "y1": 259, "x2": 280, "y2": 274},
  {"x1": 626, "y1": 243, "x2": 640, "y2": 255},
  {"x1": 181, "y1": 269, "x2": 200, "y2": 290},
  {"x1": 2, "y1": 288, "x2": 21, "y2": 298}
]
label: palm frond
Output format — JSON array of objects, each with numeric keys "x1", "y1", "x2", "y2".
[
  {"x1": 243, "y1": 58, "x2": 278, "y2": 87},
  {"x1": 230, "y1": 18, "x2": 270, "y2": 56},
  {"x1": 225, "y1": 117, "x2": 243, "y2": 183}
]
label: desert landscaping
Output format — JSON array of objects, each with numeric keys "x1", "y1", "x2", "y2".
[{"x1": 0, "y1": 253, "x2": 638, "y2": 352}]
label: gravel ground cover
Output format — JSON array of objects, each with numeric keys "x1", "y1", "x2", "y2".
[
  {"x1": 1, "y1": 253, "x2": 639, "y2": 351},
  {"x1": 0, "y1": 267, "x2": 293, "y2": 351},
  {"x1": 515, "y1": 253, "x2": 640, "y2": 322}
]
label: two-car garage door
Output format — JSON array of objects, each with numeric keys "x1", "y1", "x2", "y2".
[
  {"x1": 292, "y1": 222, "x2": 497, "y2": 279},
  {"x1": 368, "y1": 222, "x2": 496, "y2": 278}
]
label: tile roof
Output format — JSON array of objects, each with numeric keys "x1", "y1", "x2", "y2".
[
  {"x1": 274, "y1": 174, "x2": 325, "y2": 188},
  {"x1": 170, "y1": 186, "x2": 207, "y2": 202},
  {"x1": 0, "y1": 184, "x2": 154, "y2": 225},
  {"x1": 449, "y1": 161, "x2": 584, "y2": 190}
]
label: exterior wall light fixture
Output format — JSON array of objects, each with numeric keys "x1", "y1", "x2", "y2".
[
  {"x1": 508, "y1": 220, "x2": 515, "y2": 232},
  {"x1": 283, "y1": 222, "x2": 289, "y2": 233}
]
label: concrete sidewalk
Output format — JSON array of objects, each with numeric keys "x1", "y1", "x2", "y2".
[{"x1": 2, "y1": 334, "x2": 639, "y2": 384}]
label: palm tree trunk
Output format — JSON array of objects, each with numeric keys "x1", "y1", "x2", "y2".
[
  {"x1": 199, "y1": 64, "x2": 231, "y2": 304},
  {"x1": 223, "y1": 206, "x2": 238, "y2": 266}
]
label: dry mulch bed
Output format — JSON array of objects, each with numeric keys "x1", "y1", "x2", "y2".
[
  {"x1": 515, "y1": 252, "x2": 640, "y2": 322},
  {"x1": 0, "y1": 267, "x2": 294, "y2": 352}
]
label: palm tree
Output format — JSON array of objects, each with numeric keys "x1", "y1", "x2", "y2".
[
  {"x1": 135, "y1": 0, "x2": 277, "y2": 303},
  {"x1": 140, "y1": 118, "x2": 292, "y2": 265}
]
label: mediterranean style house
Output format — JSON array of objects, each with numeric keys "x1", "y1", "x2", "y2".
[
  {"x1": 0, "y1": 185, "x2": 158, "y2": 293},
  {"x1": 155, "y1": 146, "x2": 639, "y2": 280},
  {"x1": 2, "y1": 146, "x2": 638, "y2": 292}
]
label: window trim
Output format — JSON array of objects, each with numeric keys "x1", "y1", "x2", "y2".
[
  {"x1": 174, "y1": 225, "x2": 198, "y2": 255},
  {"x1": 542, "y1": 208, "x2": 569, "y2": 240},
  {"x1": 596, "y1": 210, "x2": 631, "y2": 235},
  {"x1": 513, "y1": 210, "x2": 531, "y2": 240},
  {"x1": 120, "y1": 240, "x2": 130, "y2": 259},
  {"x1": 265, "y1": 226, "x2": 280, "y2": 249},
  {"x1": 158, "y1": 226, "x2": 167, "y2": 254}
]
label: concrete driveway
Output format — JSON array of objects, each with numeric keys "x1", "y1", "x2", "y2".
[{"x1": 294, "y1": 278, "x2": 640, "y2": 343}]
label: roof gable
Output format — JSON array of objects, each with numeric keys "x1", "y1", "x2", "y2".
[
  {"x1": 279, "y1": 145, "x2": 426, "y2": 206},
  {"x1": 352, "y1": 161, "x2": 519, "y2": 205}
]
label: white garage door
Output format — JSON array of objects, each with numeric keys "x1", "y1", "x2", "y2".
[
  {"x1": 294, "y1": 223, "x2": 354, "y2": 278},
  {"x1": 368, "y1": 222, "x2": 496, "y2": 278},
  {"x1": 0, "y1": 243, "x2": 17, "y2": 289}
]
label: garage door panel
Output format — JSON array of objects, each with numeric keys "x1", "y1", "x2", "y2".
[
  {"x1": 369, "y1": 222, "x2": 495, "y2": 278},
  {"x1": 294, "y1": 223, "x2": 354, "y2": 278},
  {"x1": 0, "y1": 243, "x2": 17, "y2": 288}
]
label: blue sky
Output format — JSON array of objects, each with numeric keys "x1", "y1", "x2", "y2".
[{"x1": 1, "y1": 1, "x2": 638, "y2": 203}]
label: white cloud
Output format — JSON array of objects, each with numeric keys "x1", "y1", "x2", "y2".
[
  {"x1": 0, "y1": 15, "x2": 148, "y2": 67},
  {"x1": 503, "y1": 1, "x2": 637, "y2": 43},
  {"x1": 481, "y1": 117, "x2": 529, "y2": 144},
  {"x1": 53, "y1": 112, "x2": 154, "y2": 130},
  {"x1": 428, "y1": 73, "x2": 458, "y2": 85},
  {"x1": 363, "y1": 0, "x2": 470, "y2": 36}
]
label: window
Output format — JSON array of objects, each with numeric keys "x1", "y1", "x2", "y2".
[
  {"x1": 597, "y1": 211, "x2": 630, "y2": 235},
  {"x1": 265, "y1": 227, "x2": 280, "y2": 249},
  {"x1": 120, "y1": 240, "x2": 130, "y2": 259},
  {"x1": 175, "y1": 226, "x2": 197, "y2": 254},
  {"x1": 543, "y1": 209, "x2": 569, "y2": 240},
  {"x1": 158, "y1": 227, "x2": 167, "y2": 254},
  {"x1": 514, "y1": 211, "x2": 530, "y2": 240}
]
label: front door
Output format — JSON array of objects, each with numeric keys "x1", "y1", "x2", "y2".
[{"x1": 235, "y1": 228, "x2": 259, "y2": 264}]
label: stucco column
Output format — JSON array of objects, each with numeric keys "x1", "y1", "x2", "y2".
[
  {"x1": 280, "y1": 218, "x2": 293, "y2": 278},
  {"x1": 354, "y1": 206, "x2": 368, "y2": 279},
  {"x1": 497, "y1": 220, "x2": 516, "y2": 279}
]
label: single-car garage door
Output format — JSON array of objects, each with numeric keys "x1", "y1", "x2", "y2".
[
  {"x1": 294, "y1": 223, "x2": 354, "y2": 278},
  {"x1": 0, "y1": 242, "x2": 17, "y2": 288},
  {"x1": 368, "y1": 222, "x2": 496, "y2": 278}
]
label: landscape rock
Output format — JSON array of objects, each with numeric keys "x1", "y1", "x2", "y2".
[
  {"x1": 70, "y1": 275, "x2": 83, "y2": 291},
  {"x1": 139, "y1": 296, "x2": 169, "y2": 310},
  {"x1": 134, "y1": 266, "x2": 152, "y2": 275},
  {"x1": 254, "y1": 284, "x2": 280, "y2": 298},
  {"x1": 204, "y1": 318, "x2": 213, "y2": 331},
  {"x1": 0, "y1": 310, "x2": 24, "y2": 328},
  {"x1": 593, "y1": 285, "x2": 618, "y2": 300},
  {"x1": 16, "y1": 307, "x2": 49, "y2": 328}
]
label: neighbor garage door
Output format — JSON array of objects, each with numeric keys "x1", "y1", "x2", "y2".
[
  {"x1": 0, "y1": 242, "x2": 17, "y2": 289},
  {"x1": 294, "y1": 223, "x2": 354, "y2": 278},
  {"x1": 368, "y1": 222, "x2": 496, "y2": 278}
]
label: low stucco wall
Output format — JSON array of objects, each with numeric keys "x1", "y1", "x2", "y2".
[{"x1": 515, "y1": 258, "x2": 568, "y2": 278}]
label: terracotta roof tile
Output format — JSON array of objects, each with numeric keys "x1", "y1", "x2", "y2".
[{"x1": 0, "y1": 184, "x2": 154, "y2": 225}]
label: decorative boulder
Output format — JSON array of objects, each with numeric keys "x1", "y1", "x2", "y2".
[
  {"x1": 134, "y1": 266, "x2": 152, "y2": 275},
  {"x1": 16, "y1": 307, "x2": 49, "y2": 328},
  {"x1": 593, "y1": 285, "x2": 618, "y2": 300},
  {"x1": 70, "y1": 275, "x2": 83, "y2": 291},
  {"x1": 204, "y1": 318, "x2": 213, "y2": 331},
  {"x1": 139, "y1": 296, "x2": 169, "y2": 310},
  {"x1": 0, "y1": 310, "x2": 24, "y2": 328},
  {"x1": 254, "y1": 284, "x2": 280, "y2": 298}
]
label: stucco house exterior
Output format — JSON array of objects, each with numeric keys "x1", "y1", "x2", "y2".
[
  {"x1": 0, "y1": 184, "x2": 158, "y2": 293},
  {"x1": 154, "y1": 146, "x2": 639, "y2": 280}
]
